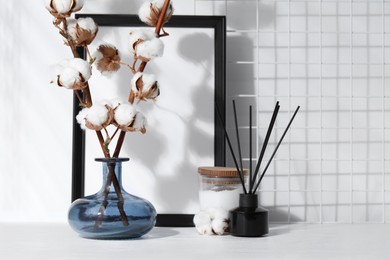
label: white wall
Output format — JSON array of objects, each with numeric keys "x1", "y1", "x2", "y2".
[{"x1": 1, "y1": 0, "x2": 389, "y2": 223}]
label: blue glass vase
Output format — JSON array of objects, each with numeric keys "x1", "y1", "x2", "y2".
[{"x1": 68, "y1": 158, "x2": 156, "y2": 239}]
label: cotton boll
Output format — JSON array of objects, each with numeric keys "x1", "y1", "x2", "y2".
[
  {"x1": 211, "y1": 218, "x2": 229, "y2": 235},
  {"x1": 195, "y1": 224, "x2": 213, "y2": 235},
  {"x1": 114, "y1": 103, "x2": 137, "y2": 126},
  {"x1": 129, "y1": 29, "x2": 156, "y2": 53},
  {"x1": 86, "y1": 104, "x2": 109, "y2": 126},
  {"x1": 45, "y1": 0, "x2": 85, "y2": 17},
  {"x1": 140, "y1": 73, "x2": 157, "y2": 91},
  {"x1": 136, "y1": 38, "x2": 164, "y2": 60},
  {"x1": 76, "y1": 108, "x2": 89, "y2": 130},
  {"x1": 138, "y1": 0, "x2": 174, "y2": 27},
  {"x1": 54, "y1": 58, "x2": 90, "y2": 89},
  {"x1": 59, "y1": 67, "x2": 80, "y2": 89},
  {"x1": 131, "y1": 72, "x2": 157, "y2": 93},
  {"x1": 69, "y1": 58, "x2": 91, "y2": 80},
  {"x1": 138, "y1": 2, "x2": 152, "y2": 24},
  {"x1": 130, "y1": 72, "x2": 158, "y2": 103},
  {"x1": 194, "y1": 211, "x2": 229, "y2": 235},
  {"x1": 77, "y1": 17, "x2": 98, "y2": 32},
  {"x1": 66, "y1": 17, "x2": 98, "y2": 46},
  {"x1": 194, "y1": 211, "x2": 213, "y2": 235},
  {"x1": 194, "y1": 209, "x2": 229, "y2": 235}
]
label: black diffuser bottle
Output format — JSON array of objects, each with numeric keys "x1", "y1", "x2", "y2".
[
  {"x1": 217, "y1": 100, "x2": 299, "y2": 238},
  {"x1": 229, "y1": 193, "x2": 268, "y2": 237}
]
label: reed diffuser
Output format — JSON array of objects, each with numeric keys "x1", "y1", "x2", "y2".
[{"x1": 217, "y1": 101, "x2": 300, "y2": 237}]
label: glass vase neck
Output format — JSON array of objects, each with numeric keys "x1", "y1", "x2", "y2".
[{"x1": 96, "y1": 158, "x2": 129, "y2": 193}]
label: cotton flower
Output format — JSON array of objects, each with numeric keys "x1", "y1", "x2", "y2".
[
  {"x1": 66, "y1": 17, "x2": 98, "y2": 46},
  {"x1": 193, "y1": 208, "x2": 230, "y2": 235},
  {"x1": 76, "y1": 104, "x2": 113, "y2": 131},
  {"x1": 114, "y1": 103, "x2": 137, "y2": 126},
  {"x1": 128, "y1": 30, "x2": 164, "y2": 62},
  {"x1": 94, "y1": 44, "x2": 121, "y2": 74},
  {"x1": 136, "y1": 38, "x2": 164, "y2": 62},
  {"x1": 45, "y1": 0, "x2": 85, "y2": 19},
  {"x1": 113, "y1": 103, "x2": 147, "y2": 133},
  {"x1": 85, "y1": 104, "x2": 111, "y2": 129},
  {"x1": 195, "y1": 224, "x2": 213, "y2": 236},
  {"x1": 52, "y1": 58, "x2": 91, "y2": 90},
  {"x1": 193, "y1": 212, "x2": 213, "y2": 235},
  {"x1": 138, "y1": 0, "x2": 174, "y2": 35},
  {"x1": 129, "y1": 72, "x2": 160, "y2": 103},
  {"x1": 128, "y1": 30, "x2": 156, "y2": 53}
]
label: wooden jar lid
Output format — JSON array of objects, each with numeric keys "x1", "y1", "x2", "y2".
[{"x1": 198, "y1": 167, "x2": 248, "y2": 178}]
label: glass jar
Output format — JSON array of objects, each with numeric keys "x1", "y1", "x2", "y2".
[{"x1": 197, "y1": 167, "x2": 248, "y2": 211}]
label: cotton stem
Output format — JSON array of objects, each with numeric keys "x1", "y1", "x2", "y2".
[{"x1": 94, "y1": 163, "x2": 129, "y2": 229}]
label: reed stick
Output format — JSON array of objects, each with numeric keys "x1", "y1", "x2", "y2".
[
  {"x1": 252, "y1": 106, "x2": 300, "y2": 193},
  {"x1": 216, "y1": 105, "x2": 247, "y2": 194},
  {"x1": 232, "y1": 100, "x2": 245, "y2": 190},
  {"x1": 249, "y1": 105, "x2": 253, "y2": 193},
  {"x1": 250, "y1": 102, "x2": 280, "y2": 193}
]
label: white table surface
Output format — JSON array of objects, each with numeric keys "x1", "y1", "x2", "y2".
[{"x1": 1, "y1": 223, "x2": 389, "y2": 260}]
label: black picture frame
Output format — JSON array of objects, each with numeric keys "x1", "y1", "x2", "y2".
[{"x1": 72, "y1": 14, "x2": 226, "y2": 227}]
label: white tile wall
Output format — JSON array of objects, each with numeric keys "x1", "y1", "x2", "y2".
[{"x1": 195, "y1": 0, "x2": 390, "y2": 223}]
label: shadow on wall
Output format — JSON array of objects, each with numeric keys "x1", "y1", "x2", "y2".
[
  {"x1": 224, "y1": 0, "x2": 277, "y2": 169},
  {"x1": 258, "y1": 1, "x2": 276, "y2": 30},
  {"x1": 224, "y1": 1, "x2": 274, "y2": 31}
]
